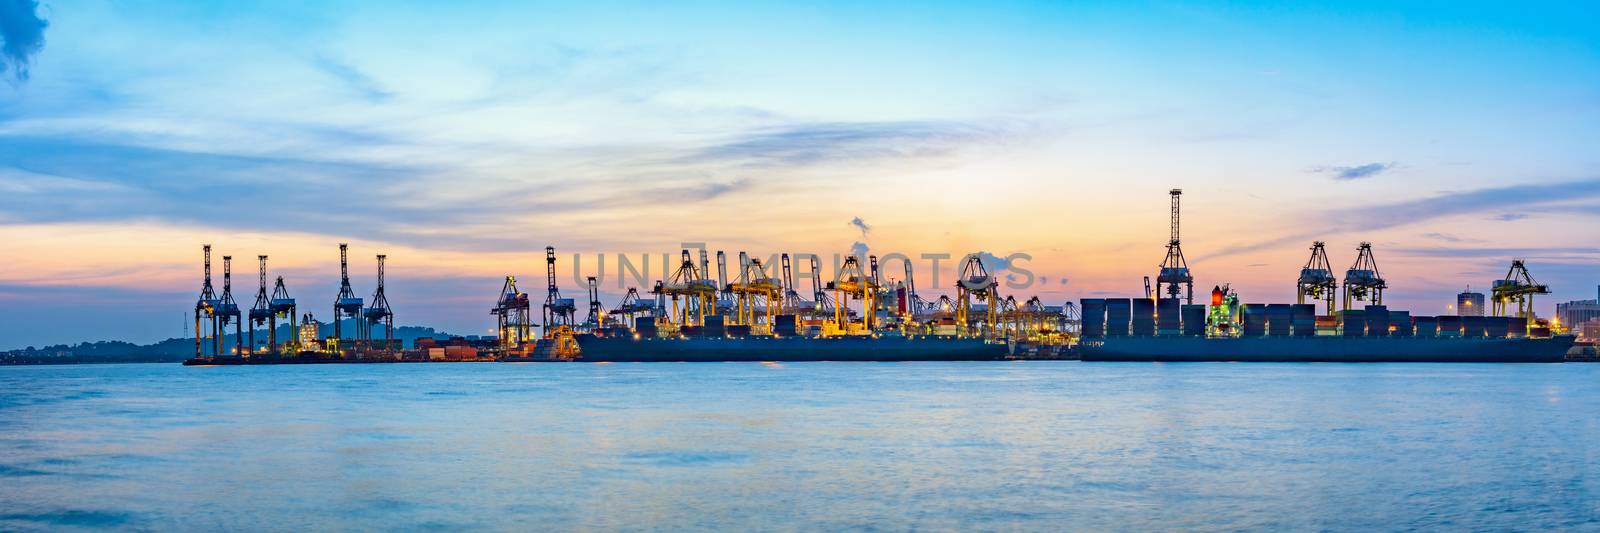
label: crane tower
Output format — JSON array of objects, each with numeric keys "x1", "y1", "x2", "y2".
[
  {"x1": 332, "y1": 243, "x2": 364, "y2": 352},
  {"x1": 219, "y1": 256, "x2": 242, "y2": 356},
  {"x1": 194, "y1": 245, "x2": 220, "y2": 358},
  {"x1": 956, "y1": 253, "x2": 999, "y2": 337},
  {"x1": 492, "y1": 275, "x2": 531, "y2": 347},
  {"x1": 542, "y1": 246, "x2": 576, "y2": 330},
  {"x1": 1155, "y1": 189, "x2": 1194, "y2": 303},
  {"x1": 1341, "y1": 242, "x2": 1386, "y2": 310},
  {"x1": 248, "y1": 255, "x2": 272, "y2": 355},
  {"x1": 269, "y1": 273, "x2": 298, "y2": 353},
  {"x1": 1296, "y1": 241, "x2": 1338, "y2": 314},
  {"x1": 1491, "y1": 259, "x2": 1550, "y2": 320},
  {"x1": 363, "y1": 254, "x2": 394, "y2": 348}
]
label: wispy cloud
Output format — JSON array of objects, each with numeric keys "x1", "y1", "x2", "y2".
[
  {"x1": 311, "y1": 55, "x2": 393, "y2": 103},
  {"x1": 1312, "y1": 162, "x2": 1395, "y2": 180},
  {"x1": 1493, "y1": 213, "x2": 1529, "y2": 221},
  {"x1": 1204, "y1": 178, "x2": 1600, "y2": 259},
  {"x1": 685, "y1": 120, "x2": 1005, "y2": 167},
  {"x1": 0, "y1": 0, "x2": 48, "y2": 81}
]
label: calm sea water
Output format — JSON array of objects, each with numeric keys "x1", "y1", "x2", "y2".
[{"x1": 1, "y1": 362, "x2": 1597, "y2": 531}]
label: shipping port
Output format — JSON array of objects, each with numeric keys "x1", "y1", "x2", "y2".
[{"x1": 185, "y1": 190, "x2": 1580, "y2": 366}]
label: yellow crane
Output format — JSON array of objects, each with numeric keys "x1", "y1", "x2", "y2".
[
  {"x1": 956, "y1": 253, "x2": 999, "y2": 338},
  {"x1": 826, "y1": 255, "x2": 880, "y2": 335},
  {"x1": 727, "y1": 252, "x2": 783, "y2": 334},
  {"x1": 651, "y1": 249, "x2": 717, "y2": 335}
]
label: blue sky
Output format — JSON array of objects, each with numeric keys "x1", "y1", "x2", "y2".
[{"x1": 1, "y1": 0, "x2": 1598, "y2": 347}]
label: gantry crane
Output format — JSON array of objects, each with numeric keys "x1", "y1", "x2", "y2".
[
  {"x1": 492, "y1": 275, "x2": 532, "y2": 347},
  {"x1": 612, "y1": 287, "x2": 657, "y2": 331},
  {"x1": 362, "y1": 254, "x2": 394, "y2": 349},
  {"x1": 194, "y1": 245, "x2": 220, "y2": 358},
  {"x1": 1342, "y1": 242, "x2": 1386, "y2": 310},
  {"x1": 584, "y1": 276, "x2": 605, "y2": 331},
  {"x1": 808, "y1": 255, "x2": 836, "y2": 320},
  {"x1": 270, "y1": 273, "x2": 298, "y2": 353},
  {"x1": 728, "y1": 252, "x2": 783, "y2": 333},
  {"x1": 1492, "y1": 259, "x2": 1550, "y2": 320},
  {"x1": 1155, "y1": 188, "x2": 1194, "y2": 303},
  {"x1": 778, "y1": 253, "x2": 812, "y2": 314},
  {"x1": 956, "y1": 253, "x2": 999, "y2": 337},
  {"x1": 653, "y1": 249, "x2": 717, "y2": 333},
  {"x1": 543, "y1": 246, "x2": 576, "y2": 331},
  {"x1": 249, "y1": 255, "x2": 272, "y2": 355},
  {"x1": 219, "y1": 255, "x2": 242, "y2": 356},
  {"x1": 1297, "y1": 241, "x2": 1338, "y2": 315},
  {"x1": 826, "y1": 255, "x2": 879, "y2": 335},
  {"x1": 332, "y1": 243, "x2": 364, "y2": 353}
]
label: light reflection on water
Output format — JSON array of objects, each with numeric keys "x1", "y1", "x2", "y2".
[{"x1": 1, "y1": 362, "x2": 1598, "y2": 531}]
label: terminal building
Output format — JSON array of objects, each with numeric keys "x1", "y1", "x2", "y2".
[
  {"x1": 1456, "y1": 289, "x2": 1486, "y2": 317},
  {"x1": 1556, "y1": 285, "x2": 1600, "y2": 340}
]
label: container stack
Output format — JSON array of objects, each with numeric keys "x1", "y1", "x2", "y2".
[
  {"x1": 1389, "y1": 311, "x2": 1412, "y2": 337},
  {"x1": 702, "y1": 315, "x2": 726, "y2": 338},
  {"x1": 1438, "y1": 315, "x2": 1462, "y2": 337},
  {"x1": 635, "y1": 317, "x2": 658, "y2": 338},
  {"x1": 1156, "y1": 298, "x2": 1181, "y2": 336},
  {"x1": 1181, "y1": 304, "x2": 1207, "y2": 336},
  {"x1": 1105, "y1": 298, "x2": 1131, "y2": 337},
  {"x1": 1507, "y1": 316, "x2": 1528, "y2": 338},
  {"x1": 1484, "y1": 316, "x2": 1509, "y2": 338},
  {"x1": 1341, "y1": 309, "x2": 1367, "y2": 336},
  {"x1": 1132, "y1": 299, "x2": 1156, "y2": 336},
  {"x1": 774, "y1": 314, "x2": 798, "y2": 337},
  {"x1": 1242, "y1": 304, "x2": 1268, "y2": 337},
  {"x1": 1414, "y1": 316, "x2": 1437, "y2": 337},
  {"x1": 1080, "y1": 298, "x2": 1107, "y2": 339},
  {"x1": 1461, "y1": 315, "x2": 1485, "y2": 338},
  {"x1": 1291, "y1": 304, "x2": 1316, "y2": 337},
  {"x1": 1365, "y1": 305, "x2": 1390, "y2": 337}
]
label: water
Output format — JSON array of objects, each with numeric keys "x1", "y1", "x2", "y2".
[{"x1": 1, "y1": 362, "x2": 1598, "y2": 531}]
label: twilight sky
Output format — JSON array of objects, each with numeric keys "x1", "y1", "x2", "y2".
[{"x1": 2, "y1": 0, "x2": 1598, "y2": 348}]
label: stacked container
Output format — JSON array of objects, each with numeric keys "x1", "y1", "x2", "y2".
[
  {"x1": 1241, "y1": 304, "x2": 1268, "y2": 337},
  {"x1": 1389, "y1": 311, "x2": 1413, "y2": 337},
  {"x1": 1132, "y1": 299, "x2": 1156, "y2": 336},
  {"x1": 1291, "y1": 304, "x2": 1317, "y2": 337},
  {"x1": 1266, "y1": 304, "x2": 1292, "y2": 336},
  {"x1": 1365, "y1": 305, "x2": 1390, "y2": 337},
  {"x1": 1507, "y1": 316, "x2": 1528, "y2": 338},
  {"x1": 1438, "y1": 315, "x2": 1462, "y2": 337},
  {"x1": 1340, "y1": 309, "x2": 1367, "y2": 336},
  {"x1": 1080, "y1": 298, "x2": 1107, "y2": 339},
  {"x1": 1181, "y1": 304, "x2": 1207, "y2": 336},
  {"x1": 1105, "y1": 299, "x2": 1131, "y2": 337},
  {"x1": 773, "y1": 315, "x2": 798, "y2": 337},
  {"x1": 1484, "y1": 316, "x2": 1509, "y2": 338},
  {"x1": 1156, "y1": 298, "x2": 1181, "y2": 336},
  {"x1": 1414, "y1": 316, "x2": 1437, "y2": 337},
  {"x1": 702, "y1": 315, "x2": 726, "y2": 338},
  {"x1": 1461, "y1": 315, "x2": 1485, "y2": 338}
]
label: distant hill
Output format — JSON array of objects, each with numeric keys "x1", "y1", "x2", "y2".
[{"x1": 0, "y1": 323, "x2": 462, "y2": 365}]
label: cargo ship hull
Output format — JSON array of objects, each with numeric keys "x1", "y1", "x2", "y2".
[
  {"x1": 1079, "y1": 335, "x2": 1575, "y2": 363},
  {"x1": 572, "y1": 335, "x2": 1009, "y2": 362}
]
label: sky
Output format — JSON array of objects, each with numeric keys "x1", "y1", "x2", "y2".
[{"x1": 1, "y1": 0, "x2": 1597, "y2": 348}]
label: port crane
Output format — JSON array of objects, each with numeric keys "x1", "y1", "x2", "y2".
[
  {"x1": 542, "y1": 246, "x2": 576, "y2": 331},
  {"x1": 653, "y1": 249, "x2": 717, "y2": 332},
  {"x1": 808, "y1": 255, "x2": 837, "y2": 320},
  {"x1": 778, "y1": 253, "x2": 813, "y2": 314},
  {"x1": 194, "y1": 245, "x2": 220, "y2": 358},
  {"x1": 219, "y1": 255, "x2": 242, "y2": 356},
  {"x1": 612, "y1": 287, "x2": 656, "y2": 330},
  {"x1": 362, "y1": 254, "x2": 394, "y2": 348},
  {"x1": 956, "y1": 253, "x2": 999, "y2": 337},
  {"x1": 1492, "y1": 259, "x2": 1550, "y2": 320},
  {"x1": 270, "y1": 273, "x2": 298, "y2": 353},
  {"x1": 826, "y1": 255, "x2": 879, "y2": 334},
  {"x1": 249, "y1": 255, "x2": 272, "y2": 355},
  {"x1": 1155, "y1": 188, "x2": 1194, "y2": 304},
  {"x1": 1297, "y1": 241, "x2": 1338, "y2": 315},
  {"x1": 492, "y1": 275, "x2": 532, "y2": 347},
  {"x1": 332, "y1": 243, "x2": 364, "y2": 352},
  {"x1": 728, "y1": 252, "x2": 782, "y2": 334},
  {"x1": 1341, "y1": 242, "x2": 1385, "y2": 310},
  {"x1": 584, "y1": 276, "x2": 606, "y2": 331}
]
